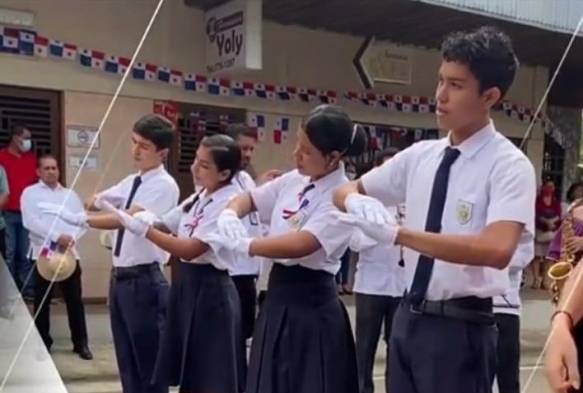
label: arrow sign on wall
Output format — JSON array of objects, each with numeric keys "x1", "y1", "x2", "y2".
[{"x1": 353, "y1": 35, "x2": 375, "y2": 89}]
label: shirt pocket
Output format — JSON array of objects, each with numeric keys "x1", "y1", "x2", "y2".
[{"x1": 445, "y1": 193, "x2": 484, "y2": 233}]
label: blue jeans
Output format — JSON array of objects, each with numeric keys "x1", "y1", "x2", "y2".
[{"x1": 4, "y1": 212, "x2": 34, "y2": 297}]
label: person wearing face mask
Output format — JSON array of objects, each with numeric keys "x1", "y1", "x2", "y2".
[
  {"x1": 0, "y1": 123, "x2": 38, "y2": 300},
  {"x1": 531, "y1": 181, "x2": 561, "y2": 290}
]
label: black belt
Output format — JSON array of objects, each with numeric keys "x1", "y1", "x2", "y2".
[
  {"x1": 111, "y1": 262, "x2": 160, "y2": 280},
  {"x1": 406, "y1": 294, "x2": 494, "y2": 325}
]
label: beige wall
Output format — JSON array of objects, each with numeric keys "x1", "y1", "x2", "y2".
[
  {"x1": 64, "y1": 92, "x2": 154, "y2": 298},
  {"x1": 0, "y1": 0, "x2": 549, "y2": 297}
]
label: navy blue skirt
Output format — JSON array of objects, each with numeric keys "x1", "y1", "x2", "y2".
[
  {"x1": 152, "y1": 262, "x2": 246, "y2": 393},
  {"x1": 247, "y1": 264, "x2": 358, "y2": 393}
]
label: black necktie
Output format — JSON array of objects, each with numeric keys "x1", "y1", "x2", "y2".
[
  {"x1": 409, "y1": 147, "x2": 460, "y2": 303},
  {"x1": 298, "y1": 183, "x2": 315, "y2": 201},
  {"x1": 113, "y1": 176, "x2": 142, "y2": 257}
]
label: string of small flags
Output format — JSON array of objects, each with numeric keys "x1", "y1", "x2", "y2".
[{"x1": 0, "y1": 26, "x2": 566, "y2": 147}]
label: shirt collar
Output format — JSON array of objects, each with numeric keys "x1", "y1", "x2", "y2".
[
  {"x1": 308, "y1": 163, "x2": 347, "y2": 193},
  {"x1": 39, "y1": 180, "x2": 63, "y2": 190},
  {"x1": 445, "y1": 120, "x2": 496, "y2": 159},
  {"x1": 201, "y1": 182, "x2": 238, "y2": 203},
  {"x1": 139, "y1": 164, "x2": 165, "y2": 182}
]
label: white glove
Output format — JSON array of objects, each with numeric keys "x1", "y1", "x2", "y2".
[
  {"x1": 94, "y1": 193, "x2": 126, "y2": 210},
  {"x1": 334, "y1": 211, "x2": 399, "y2": 246},
  {"x1": 39, "y1": 202, "x2": 88, "y2": 227},
  {"x1": 348, "y1": 228, "x2": 378, "y2": 252},
  {"x1": 205, "y1": 233, "x2": 253, "y2": 258},
  {"x1": 100, "y1": 201, "x2": 155, "y2": 237},
  {"x1": 217, "y1": 209, "x2": 248, "y2": 241},
  {"x1": 345, "y1": 194, "x2": 393, "y2": 225},
  {"x1": 231, "y1": 237, "x2": 252, "y2": 256}
]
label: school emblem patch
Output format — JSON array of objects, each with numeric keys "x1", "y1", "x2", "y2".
[
  {"x1": 287, "y1": 211, "x2": 305, "y2": 230},
  {"x1": 456, "y1": 200, "x2": 473, "y2": 225}
]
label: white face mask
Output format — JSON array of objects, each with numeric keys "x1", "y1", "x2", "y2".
[{"x1": 20, "y1": 139, "x2": 32, "y2": 153}]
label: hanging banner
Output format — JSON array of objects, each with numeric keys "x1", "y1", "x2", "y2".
[{"x1": 204, "y1": 0, "x2": 262, "y2": 75}]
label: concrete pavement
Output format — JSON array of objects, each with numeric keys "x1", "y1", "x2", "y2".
[{"x1": 0, "y1": 288, "x2": 556, "y2": 393}]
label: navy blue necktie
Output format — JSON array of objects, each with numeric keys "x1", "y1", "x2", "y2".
[
  {"x1": 409, "y1": 147, "x2": 460, "y2": 303},
  {"x1": 298, "y1": 183, "x2": 315, "y2": 201},
  {"x1": 113, "y1": 176, "x2": 142, "y2": 257}
]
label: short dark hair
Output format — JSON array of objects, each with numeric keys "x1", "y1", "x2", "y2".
[
  {"x1": 133, "y1": 114, "x2": 174, "y2": 150},
  {"x1": 567, "y1": 181, "x2": 583, "y2": 203},
  {"x1": 374, "y1": 147, "x2": 400, "y2": 166},
  {"x1": 37, "y1": 154, "x2": 58, "y2": 168},
  {"x1": 225, "y1": 123, "x2": 258, "y2": 141},
  {"x1": 200, "y1": 134, "x2": 241, "y2": 183},
  {"x1": 9, "y1": 123, "x2": 30, "y2": 140},
  {"x1": 441, "y1": 26, "x2": 519, "y2": 98},
  {"x1": 302, "y1": 104, "x2": 366, "y2": 158}
]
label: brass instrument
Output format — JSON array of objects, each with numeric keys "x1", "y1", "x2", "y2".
[{"x1": 548, "y1": 199, "x2": 583, "y2": 305}]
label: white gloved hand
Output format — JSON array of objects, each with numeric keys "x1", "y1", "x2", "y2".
[
  {"x1": 231, "y1": 237, "x2": 252, "y2": 256},
  {"x1": 334, "y1": 211, "x2": 399, "y2": 247},
  {"x1": 39, "y1": 202, "x2": 88, "y2": 227},
  {"x1": 94, "y1": 193, "x2": 126, "y2": 211},
  {"x1": 345, "y1": 194, "x2": 394, "y2": 225},
  {"x1": 205, "y1": 233, "x2": 253, "y2": 259},
  {"x1": 217, "y1": 209, "x2": 248, "y2": 241},
  {"x1": 100, "y1": 201, "x2": 155, "y2": 237}
]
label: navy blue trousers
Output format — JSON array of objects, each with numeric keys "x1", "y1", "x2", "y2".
[
  {"x1": 355, "y1": 293, "x2": 401, "y2": 393},
  {"x1": 109, "y1": 263, "x2": 169, "y2": 393},
  {"x1": 494, "y1": 313, "x2": 520, "y2": 393},
  {"x1": 389, "y1": 299, "x2": 497, "y2": 393}
]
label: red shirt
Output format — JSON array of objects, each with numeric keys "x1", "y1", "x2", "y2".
[{"x1": 0, "y1": 148, "x2": 37, "y2": 212}]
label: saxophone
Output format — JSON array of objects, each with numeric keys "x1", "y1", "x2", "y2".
[{"x1": 548, "y1": 199, "x2": 583, "y2": 305}]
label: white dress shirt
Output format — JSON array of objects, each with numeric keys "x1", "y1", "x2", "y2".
[
  {"x1": 351, "y1": 206, "x2": 406, "y2": 297},
  {"x1": 230, "y1": 170, "x2": 261, "y2": 276},
  {"x1": 251, "y1": 165, "x2": 354, "y2": 275},
  {"x1": 21, "y1": 181, "x2": 85, "y2": 259},
  {"x1": 493, "y1": 239, "x2": 534, "y2": 316},
  {"x1": 256, "y1": 224, "x2": 272, "y2": 292},
  {"x1": 162, "y1": 183, "x2": 241, "y2": 270},
  {"x1": 100, "y1": 165, "x2": 179, "y2": 267},
  {"x1": 361, "y1": 121, "x2": 536, "y2": 300}
]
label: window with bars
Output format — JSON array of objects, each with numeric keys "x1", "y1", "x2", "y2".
[
  {"x1": 167, "y1": 102, "x2": 245, "y2": 198},
  {"x1": 0, "y1": 85, "x2": 62, "y2": 180}
]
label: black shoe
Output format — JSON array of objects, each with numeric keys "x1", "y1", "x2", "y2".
[{"x1": 74, "y1": 345, "x2": 93, "y2": 360}]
